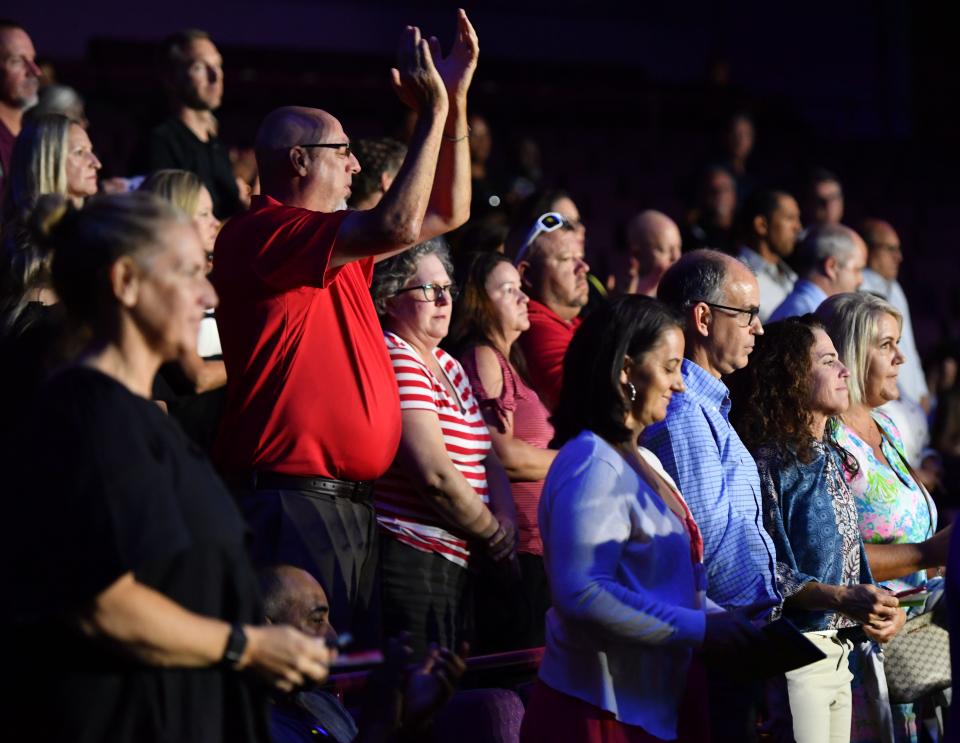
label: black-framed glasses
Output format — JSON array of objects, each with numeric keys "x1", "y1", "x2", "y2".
[
  {"x1": 698, "y1": 301, "x2": 761, "y2": 328},
  {"x1": 394, "y1": 282, "x2": 459, "y2": 302},
  {"x1": 298, "y1": 142, "x2": 352, "y2": 157},
  {"x1": 514, "y1": 211, "x2": 575, "y2": 265}
]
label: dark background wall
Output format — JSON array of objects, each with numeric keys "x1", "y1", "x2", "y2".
[{"x1": 14, "y1": 0, "x2": 960, "y2": 353}]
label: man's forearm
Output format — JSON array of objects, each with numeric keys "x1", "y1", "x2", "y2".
[
  {"x1": 335, "y1": 104, "x2": 447, "y2": 266},
  {"x1": 419, "y1": 96, "x2": 471, "y2": 239}
]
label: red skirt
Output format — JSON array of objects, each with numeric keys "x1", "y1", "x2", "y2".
[{"x1": 519, "y1": 657, "x2": 710, "y2": 743}]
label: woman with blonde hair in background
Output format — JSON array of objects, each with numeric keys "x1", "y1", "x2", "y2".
[
  {"x1": 140, "y1": 169, "x2": 226, "y2": 450},
  {"x1": 1, "y1": 113, "x2": 101, "y2": 330},
  {"x1": 816, "y1": 292, "x2": 952, "y2": 742},
  {"x1": 140, "y1": 169, "x2": 220, "y2": 272}
]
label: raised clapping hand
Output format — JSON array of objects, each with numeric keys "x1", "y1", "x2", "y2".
[
  {"x1": 428, "y1": 9, "x2": 479, "y2": 104},
  {"x1": 390, "y1": 25, "x2": 448, "y2": 115}
]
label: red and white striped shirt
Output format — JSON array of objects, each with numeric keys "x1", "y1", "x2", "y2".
[{"x1": 375, "y1": 332, "x2": 491, "y2": 568}]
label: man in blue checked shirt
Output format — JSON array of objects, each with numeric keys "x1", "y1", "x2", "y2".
[{"x1": 642, "y1": 249, "x2": 780, "y2": 743}]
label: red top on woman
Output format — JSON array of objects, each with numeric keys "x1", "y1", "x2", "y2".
[{"x1": 460, "y1": 345, "x2": 554, "y2": 556}]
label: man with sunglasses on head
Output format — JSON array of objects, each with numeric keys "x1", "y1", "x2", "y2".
[
  {"x1": 514, "y1": 211, "x2": 590, "y2": 411},
  {"x1": 641, "y1": 249, "x2": 780, "y2": 743},
  {"x1": 211, "y1": 11, "x2": 478, "y2": 650}
]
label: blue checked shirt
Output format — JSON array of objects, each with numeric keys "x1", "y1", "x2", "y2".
[{"x1": 642, "y1": 359, "x2": 780, "y2": 610}]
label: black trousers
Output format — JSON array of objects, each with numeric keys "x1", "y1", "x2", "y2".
[
  {"x1": 379, "y1": 535, "x2": 471, "y2": 657},
  {"x1": 473, "y1": 552, "x2": 550, "y2": 653},
  {"x1": 236, "y1": 487, "x2": 381, "y2": 650},
  {"x1": 707, "y1": 665, "x2": 762, "y2": 743}
]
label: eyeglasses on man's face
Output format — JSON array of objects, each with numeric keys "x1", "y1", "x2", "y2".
[
  {"x1": 698, "y1": 300, "x2": 761, "y2": 328},
  {"x1": 514, "y1": 211, "x2": 576, "y2": 265},
  {"x1": 394, "y1": 282, "x2": 459, "y2": 302},
  {"x1": 298, "y1": 142, "x2": 352, "y2": 158}
]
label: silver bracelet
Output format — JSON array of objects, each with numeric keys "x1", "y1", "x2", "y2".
[{"x1": 443, "y1": 126, "x2": 471, "y2": 143}]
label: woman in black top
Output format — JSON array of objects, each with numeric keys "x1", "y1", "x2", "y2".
[{"x1": 2, "y1": 193, "x2": 332, "y2": 743}]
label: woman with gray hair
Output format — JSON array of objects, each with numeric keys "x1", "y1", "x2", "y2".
[
  {"x1": 816, "y1": 292, "x2": 951, "y2": 742},
  {"x1": 371, "y1": 238, "x2": 518, "y2": 655}
]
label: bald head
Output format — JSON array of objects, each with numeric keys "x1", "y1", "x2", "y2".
[
  {"x1": 255, "y1": 106, "x2": 336, "y2": 153},
  {"x1": 860, "y1": 218, "x2": 902, "y2": 281},
  {"x1": 627, "y1": 210, "x2": 682, "y2": 283},
  {"x1": 254, "y1": 106, "x2": 359, "y2": 212},
  {"x1": 259, "y1": 565, "x2": 336, "y2": 641}
]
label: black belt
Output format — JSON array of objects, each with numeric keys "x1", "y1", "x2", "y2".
[{"x1": 248, "y1": 472, "x2": 373, "y2": 503}]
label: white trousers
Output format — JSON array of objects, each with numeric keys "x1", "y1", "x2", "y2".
[{"x1": 785, "y1": 631, "x2": 854, "y2": 743}]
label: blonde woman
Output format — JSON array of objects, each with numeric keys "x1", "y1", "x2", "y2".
[
  {"x1": 139, "y1": 169, "x2": 221, "y2": 270},
  {"x1": 140, "y1": 170, "x2": 227, "y2": 450},
  {"x1": 3, "y1": 112, "x2": 101, "y2": 219},
  {"x1": 1, "y1": 114, "x2": 101, "y2": 328},
  {"x1": 816, "y1": 292, "x2": 952, "y2": 742}
]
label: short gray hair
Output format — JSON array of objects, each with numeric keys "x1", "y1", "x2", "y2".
[
  {"x1": 794, "y1": 224, "x2": 856, "y2": 276},
  {"x1": 815, "y1": 292, "x2": 903, "y2": 407},
  {"x1": 370, "y1": 237, "x2": 454, "y2": 316},
  {"x1": 656, "y1": 248, "x2": 728, "y2": 312}
]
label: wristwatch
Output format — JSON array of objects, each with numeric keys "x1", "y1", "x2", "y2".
[{"x1": 221, "y1": 623, "x2": 247, "y2": 669}]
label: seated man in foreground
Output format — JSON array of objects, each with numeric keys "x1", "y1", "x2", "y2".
[{"x1": 261, "y1": 565, "x2": 467, "y2": 743}]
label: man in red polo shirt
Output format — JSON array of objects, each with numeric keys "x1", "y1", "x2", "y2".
[
  {"x1": 213, "y1": 13, "x2": 477, "y2": 646},
  {"x1": 515, "y1": 212, "x2": 590, "y2": 411}
]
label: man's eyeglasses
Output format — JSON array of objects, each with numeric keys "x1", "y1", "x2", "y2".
[
  {"x1": 697, "y1": 301, "x2": 761, "y2": 328},
  {"x1": 299, "y1": 142, "x2": 352, "y2": 157},
  {"x1": 514, "y1": 212, "x2": 575, "y2": 265},
  {"x1": 394, "y1": 283, "x2": 459, "y2": 302}
]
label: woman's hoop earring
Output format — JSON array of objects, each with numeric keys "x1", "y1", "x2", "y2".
[{"x1": 626, "y1": 382, "x2": 637, "y2": 402}]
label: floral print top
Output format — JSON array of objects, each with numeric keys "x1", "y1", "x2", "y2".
[
  {"x1": 833, "y1": 411, "x2": 937, "y2": 595},
  {"x1": 755, "y1": 440, "x2": 871, "y2": 631}
]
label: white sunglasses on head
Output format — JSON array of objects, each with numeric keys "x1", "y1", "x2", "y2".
[{"x1": 514, "y1": 211, "x2": 575, "y2": 265}]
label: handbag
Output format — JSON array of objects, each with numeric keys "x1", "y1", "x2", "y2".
[
  {"x1": 882, "y1": 594, "x2": 950, "y2": 703},
  {"x1": 875, "y1": 426, "x2": 951, "y2": 704}
]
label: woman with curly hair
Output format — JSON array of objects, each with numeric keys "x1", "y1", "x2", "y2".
[{"x1": 730, "y1": 315, "x2": 904, "y2": 743}]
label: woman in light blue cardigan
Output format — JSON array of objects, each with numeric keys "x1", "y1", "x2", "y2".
[{"x1": 521, "y1": 296, "x2": 765, "y2": 743}]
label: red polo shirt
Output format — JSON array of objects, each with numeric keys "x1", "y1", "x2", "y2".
[
  {"x1": 212, "y1": 195, "x2": 401, "y2": 481},
  {"x1": 518, "y1": 299, "x2": 582, "y2": 412}
]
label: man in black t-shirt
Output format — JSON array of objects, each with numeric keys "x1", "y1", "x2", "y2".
[{"x1": 147, "y1": 29, "x2": 241, "y2": 219}]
